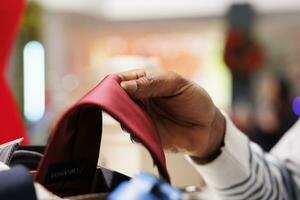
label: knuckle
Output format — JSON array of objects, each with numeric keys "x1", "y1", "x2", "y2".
[
  {"x1": 166, "y1": 71, "x2": 190, "y2": 95},
  {"x1": 136, "y1": 76, "x2": 154, "y2": 92},
  {"x1": 168, "y1": 71, "x2": 187, "y2": 85},
  {"x1": 167, "y1": 71, "x2": 179, "y2": 78},
  {"x1": 135, "y1": 75, "x2": 157, "y2": 98},
  {"x1": 146, "y1": 76, "x2": 156, "y2": 87},
  {"x1": 167, "y1": 71, "x2": 183, "y2": 82},
  {"x1": 169, "y1": 71, "x2": 178, "y2": 76}
]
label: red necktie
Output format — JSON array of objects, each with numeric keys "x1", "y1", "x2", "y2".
[
  {"x1": 36, "y1": 74, "x2": 170, "y2": 196},
  {"x1": 0, "y1": 0, "x2": 29, "y2": 144}
]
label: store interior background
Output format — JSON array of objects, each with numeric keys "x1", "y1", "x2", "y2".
[{"x1": 8, "y1": 0, "x2": 300, "y2": 188}]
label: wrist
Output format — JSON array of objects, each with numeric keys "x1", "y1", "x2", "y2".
[{"x1": 193, "y1": 108, "x2": 226, "y2": 164}]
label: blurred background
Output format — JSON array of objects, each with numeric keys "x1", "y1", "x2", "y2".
[{"x1": 4, "y1": 0, "x2": 300, "y2": 188}]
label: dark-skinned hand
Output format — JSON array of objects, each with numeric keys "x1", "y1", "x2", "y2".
[{"x1": 118, "y1": 70, "x2": 225, "y2": 161}]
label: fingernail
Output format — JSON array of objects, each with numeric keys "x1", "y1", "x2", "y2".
[{"x1": 120, "y1": 80, "x2": 137, "y2": 92}]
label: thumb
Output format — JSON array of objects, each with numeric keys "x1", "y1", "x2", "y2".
[{"x1": 120, "y1": 80, "x2": 138, "y2": 94}]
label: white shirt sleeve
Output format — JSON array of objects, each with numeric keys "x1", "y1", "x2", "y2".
[
  {"x1": 271, "y1": 119, "x2": 300, "y2": 165},
  {"x1": 186, "y1": 113, "x2": 299, "y2": 200},
  {"x1": 271, "y1": 119, "x2": 300, "y2": 198}
]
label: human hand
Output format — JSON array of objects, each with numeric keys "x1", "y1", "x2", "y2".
[{"x1": 118, "y1": 70, "x2": 225, "y2": 161}]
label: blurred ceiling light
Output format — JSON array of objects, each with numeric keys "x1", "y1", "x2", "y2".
[
  {"x1": 35, "y1": 0, "x2": 91, "y2": 13},
  {"x1": 23, "y1": 41, "x2": 46, "y2": 123},
  {"x1": 37, "y1": 0, "x2": 300, "y2": 20},
  {"x1": 99, "y1": 0, "x2": 227, "y2": 20}
]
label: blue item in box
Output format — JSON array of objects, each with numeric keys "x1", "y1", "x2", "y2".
[{"x1": 108, "y1": 172, "x2": 182, "y2": 200}]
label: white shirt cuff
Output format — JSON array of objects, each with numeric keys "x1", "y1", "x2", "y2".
[{"x1": 186, "y1": 112, "x2": 250, "y2": 189}]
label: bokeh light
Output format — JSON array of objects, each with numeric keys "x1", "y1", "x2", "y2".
[{"x1": 293, "y1": 96, "x2": 300, "y2": 116}]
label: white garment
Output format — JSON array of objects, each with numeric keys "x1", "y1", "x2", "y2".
[{"x1": 187, "y1": 113, "x2": 300, "y2": 200}]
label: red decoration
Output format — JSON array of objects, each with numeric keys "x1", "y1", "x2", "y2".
[
  {"x1": 224, "y1": 29, "x2": 263, "y2": 75},
  {"x1": 0, "y1": 0, "x2": 29, "y2": 144}
]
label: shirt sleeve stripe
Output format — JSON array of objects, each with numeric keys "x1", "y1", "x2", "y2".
[
  {"x1": 216, "y1": 145, "x2": 285, "y2": 200},
  {"x1": 217, "y1": 150, "x2": 270, "y2": 199},
  {"x1": 216, "y1": 143, "x2": 253, "y2": 191}
]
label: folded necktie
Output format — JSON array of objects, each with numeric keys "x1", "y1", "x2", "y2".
[{"x1": 35, "y1": 74, "x2": 170, "y2": 196}]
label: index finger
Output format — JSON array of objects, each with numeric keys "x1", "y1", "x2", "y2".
[{"x1": 116, "y1": 70, "x2": 147, "y2": 81}]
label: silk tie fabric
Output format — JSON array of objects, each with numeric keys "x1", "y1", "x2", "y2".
[
  {"x1": 36, "y1": 74, "x2": 170, "y2": 196},
  {"x1": 0, "y1": 0, "x2": 29, "y2": 144}
]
